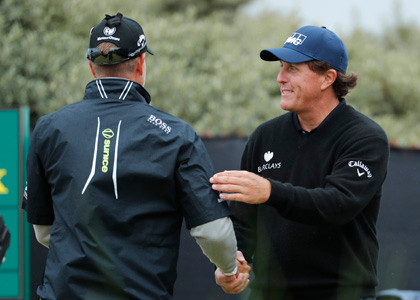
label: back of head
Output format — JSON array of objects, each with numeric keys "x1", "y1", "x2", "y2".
[{"x1": 86, "y1": 13, "x2": 153, "y2": 78}]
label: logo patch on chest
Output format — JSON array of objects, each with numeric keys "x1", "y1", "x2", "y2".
[
  {"x1": 264, "y1": 151, "x2": 273, "y2": 162},
  {"x1": 257, "y1": 151, "x2": 282, "y2": 173}
]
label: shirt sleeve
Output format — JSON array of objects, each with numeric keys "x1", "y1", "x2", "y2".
[
  {"x1": 190, "y1": 217, "x2": 237, "y2": 275},
  {"x1": 23, "y1": 120, "x2": 54, "y2": 225},
  {"x1": 176, "y1": 131, "x2": 231, "y2": 229},
  {"x1": 266, "y1": 134, "x2": 390, "y2": 226},
  {"x1": 33, "y1": 224, "x2": 52, "y2": 248}
]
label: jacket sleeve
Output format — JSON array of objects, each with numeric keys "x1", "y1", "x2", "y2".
[
  {"x1": 266, "y1": 134, "x2": 389, "y2": 226},
  {"x1": 23, "y1": 119, "x2": 55, "y2": 225},
  {"x1": 176, "y1": 130, "x2": 231, "y2": 229}
]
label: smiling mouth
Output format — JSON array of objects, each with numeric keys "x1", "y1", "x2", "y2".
[{"x1": 281, "y1": 90, "x2": 293, "y2": 95}]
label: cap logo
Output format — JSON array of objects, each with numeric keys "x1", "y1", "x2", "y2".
[
  {"x1": 284, "y1": 32, "x2": 307, "y2": 46},
  {"x1": 137, "y1": 34, "x2": 146, "y2": 48},
  {"x1": 103, "y1": 26, "x2": 116, "y2": 36}
]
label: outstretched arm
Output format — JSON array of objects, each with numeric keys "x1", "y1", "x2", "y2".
[
  {"x1": 210, "y1": 133, "x2": 389, "y2": 226},
  {"x1": 191, "y1": 217, "x2": 237, "y2": 275},
  {"x1": 210, "y1": 171, "x2": 271, "y2": 204},
  {"x1": 190, "y1": 217, "x2": 250, "y2": 293}
]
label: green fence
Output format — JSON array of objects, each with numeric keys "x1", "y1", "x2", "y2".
[{"x1": 0, "y1": 108, "x2": 30, "y2": 300}]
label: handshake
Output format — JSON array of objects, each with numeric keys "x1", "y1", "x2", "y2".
[{"x1": 215, "y1": 251, "x2": 251, "y2": 294}]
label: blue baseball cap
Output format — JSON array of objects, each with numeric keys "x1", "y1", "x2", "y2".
[{"x1": 260, "y1": 26, "x2": 348, "y2": 73}]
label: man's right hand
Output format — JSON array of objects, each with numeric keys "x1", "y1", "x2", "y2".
[
  {"x1": 215, "y1": 251, "x2": 251, "y2": 294},
  {"x1": 210, "y1": 170, "x2": 271, "y2": 204}
]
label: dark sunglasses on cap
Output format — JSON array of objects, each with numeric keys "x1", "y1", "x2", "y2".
[{"x1": 86, "y1": 47, "x2": 145, "y2": 65}]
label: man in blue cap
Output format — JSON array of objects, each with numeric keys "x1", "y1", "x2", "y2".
[{"x1": 211, "y1": 26, "x2": 389, "y2": 299}]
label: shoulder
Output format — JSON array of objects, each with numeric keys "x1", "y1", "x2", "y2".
[
  {"x1": 145, "y1": 109, "x2": 211, "y2": 165},
  {"x1": 144, "y1": 106, "x2": 199, "y2": 142},
  {"x1": 333, "y1": 105, "x2": 389, "y2": 158},
  {"x1": 342, "y1": 105, "x2": 388, "y2": 143},
  {"x1": 35, "y1": 101, "x2": 82, "y2": 124},
  {"x1": 32, "y1": 102, "x2": 82, "y2": 137},
  {"x1": 252, "y1": 112, "x2": 292, "y2": 137}
]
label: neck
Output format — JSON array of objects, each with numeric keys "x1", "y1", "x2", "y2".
[{"x1": 297, "y1": 96, "x2": 340, "y2": 132}]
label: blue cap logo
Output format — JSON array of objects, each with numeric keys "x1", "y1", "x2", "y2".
[{"x1": 284, "y1": 32, "x2": 307, "y2": 46}]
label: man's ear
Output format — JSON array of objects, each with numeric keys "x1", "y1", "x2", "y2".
[
  {"x1": 321, "y1": 69, "x2": 337, "y2": 91},
  {"x1": 129, "y1": 54, "x2": 146, "y2": 84},
  {"x1": 89, "y1": 61, "x2": 97, "y2": 78},
  {"x1": 137, "y1": 53, "x2": 145, "y2": 76}
]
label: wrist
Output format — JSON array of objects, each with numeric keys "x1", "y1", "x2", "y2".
[
  {"x1": 222, "y1": 264, "x2": 238, "y2": 276},
  {"x1": 260, "y1": 178, "x2": 271, "y2": 203}
]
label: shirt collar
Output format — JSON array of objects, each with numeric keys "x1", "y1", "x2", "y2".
[
  {"x1": 83, "y1": 78, "x2": 151, "y2": 104},
  {"x1": 292, "y1": 98, "x2": 346, "y2": 134}
]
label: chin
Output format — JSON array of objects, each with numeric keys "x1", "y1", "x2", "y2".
[{"x1": 280, "y1": 101, "x2": 292, "y2": 111}]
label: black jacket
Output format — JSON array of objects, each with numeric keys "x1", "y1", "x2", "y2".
[{"x1": 23, "y1": 78, "x2": 230, "y2": 300}]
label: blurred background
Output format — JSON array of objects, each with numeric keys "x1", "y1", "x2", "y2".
[
  {"x1": 0, "y1": 0, "x2": 419, "y2": 299},
  {"x1": 1, "y1": 0, "x2": 419, "y2": 146}
]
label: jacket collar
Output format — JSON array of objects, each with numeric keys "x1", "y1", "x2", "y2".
[{"x1": 83, "y1": 78, "x2": 151, "y2": 104}]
